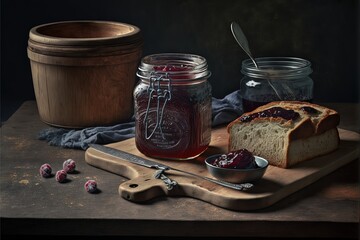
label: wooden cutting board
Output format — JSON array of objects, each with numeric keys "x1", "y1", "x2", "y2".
[{"x1": 85, "y1": 127, "x2": 360, "y2": 211}]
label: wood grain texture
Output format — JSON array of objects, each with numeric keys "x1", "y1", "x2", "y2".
[
  {"x1": 85, "y1": 127, "x2": 360, "y2": 211},
  {"x1": 27, "y1": 20, "x2": 143, "y2": 128}
]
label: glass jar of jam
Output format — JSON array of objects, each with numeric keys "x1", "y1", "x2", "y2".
[
  {"x1": 134, "y1": 53, "x2": 212, "y2": 160},
  {"x1": 240, "y1": 57, "x2": 313, "y2": 112}
]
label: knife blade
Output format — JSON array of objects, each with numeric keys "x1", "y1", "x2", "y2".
[
  {"x1": 88, "y1": 143, "x2": 253, "y2": 191},
  {"x1": 89, "y1": 143, "x2": 170, "y2": 170}
]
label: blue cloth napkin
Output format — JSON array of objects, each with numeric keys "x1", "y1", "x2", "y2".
[
  {"x1": 211, "y1": 89, "x2": 243, "y2": 126},
  {"x1": 38, "y1": 90, "x2": 243, "y2": 150}
]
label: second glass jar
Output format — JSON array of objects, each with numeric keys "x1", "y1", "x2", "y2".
[
  {"x1": 134, "y1": 53, "x2": 212, "y2": 160},
  {"x1": 240, "y1": 57, "x2": 314, "y2": 112}
]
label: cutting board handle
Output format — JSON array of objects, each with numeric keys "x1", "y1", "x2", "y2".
[{"x1": 119, "y1": 174, "x2": 170, "y2": 202}]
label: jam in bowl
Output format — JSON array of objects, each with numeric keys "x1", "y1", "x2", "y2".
[{"x1": 205, "y1": 149, "x2": 269, "y2": 183}]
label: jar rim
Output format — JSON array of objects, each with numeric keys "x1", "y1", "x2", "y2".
[
  {"x1": 241, "y1": 57, "x2": 312, "y2": 79},
  {"x1": 137, "y1": 53, "x2": 211, "y2": 80}
]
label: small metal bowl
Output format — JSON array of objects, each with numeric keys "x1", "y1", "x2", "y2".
[{"x1": 205, "y1": 154, "x2": 269, "y2": 183}]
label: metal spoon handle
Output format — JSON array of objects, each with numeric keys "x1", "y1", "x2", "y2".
[
  {"x1": 169, "y1": 166, "x2": 253, "y2": 191},
  {"x1": 231, "y1": 21, "x2": 259, "y2": 68},
  {"x1": 231, "y1": 21, "x2": 285, "y2": 100}
]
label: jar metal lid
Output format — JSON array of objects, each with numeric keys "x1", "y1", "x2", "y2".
[
  {"x1": 241, "y1": 57, "x2": 312, "y2": 80},
  {"x1": 137, "y1": 53, "x2": 211, "y2": 81}
]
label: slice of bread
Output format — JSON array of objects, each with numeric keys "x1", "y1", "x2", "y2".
[{"x1": 227, "y1": 101, "x2": 340, "y2": 168}]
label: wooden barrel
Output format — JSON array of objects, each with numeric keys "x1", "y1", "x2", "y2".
[{"x1": 27, "y1": 20, "x2": 143, "y2": 128}]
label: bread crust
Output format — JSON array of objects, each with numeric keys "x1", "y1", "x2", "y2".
[{"x1": 284, "y1": 128, "x2": 340, "y2": 168}]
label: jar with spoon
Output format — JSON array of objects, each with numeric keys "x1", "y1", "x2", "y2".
[
  {"x1": 230, "y1": 22, "x2": 314, "y2": 112},
  {"x1": 240, "y1": 57, "x2": 313, "y2": 112}
]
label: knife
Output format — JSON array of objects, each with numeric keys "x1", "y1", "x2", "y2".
[{"x1": 88, "y1": 144, "x2": 253, "y2": 191}]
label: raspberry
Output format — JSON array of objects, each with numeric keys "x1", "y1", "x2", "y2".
[
  {"x1": 84, "y1": 180, "x2": 97, "y2": 193},
  {"x1": 63, "y1": 159, "x2": 76, "y2": 173},
  {"x1": 55, "y1": 170, "x2": 67, "y2": 183},
  {"x1": 39, "y1": 163, "x2": 52, "y2": 178}
]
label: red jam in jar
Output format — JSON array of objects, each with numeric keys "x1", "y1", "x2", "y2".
[{"x1": 134, "y1": 53, "x2": 212, "y2": 160}]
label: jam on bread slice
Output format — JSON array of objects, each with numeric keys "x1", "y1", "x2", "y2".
[{"x1": 227, "y1": 101, "x2": 340, "y2": 168}]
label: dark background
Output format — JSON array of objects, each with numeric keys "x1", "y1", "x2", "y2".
[{"x1": 1, "y1": 0, "x2": 359, "y2": 122}]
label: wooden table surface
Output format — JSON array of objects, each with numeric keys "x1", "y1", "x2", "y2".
[{"x1": 1, "y1": 101, "x2": 359, "y2": 239}]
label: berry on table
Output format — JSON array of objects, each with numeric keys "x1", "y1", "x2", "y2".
[
  {"x1": 39, "y1": 163, "x2": 52, "y2": 178},
  {"x1": 63, "y1": 159, "x2": 76, "y2": 173},
  {"x1": 84, "y1": 180, "x2": 98, "y2": 193},
  {"x1": 55, "y1": 170, "x2": 67, "y2": 183}
]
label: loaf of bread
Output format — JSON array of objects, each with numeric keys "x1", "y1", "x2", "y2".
[{"x1": 227, "y1": 101, "x2": 340, "y2": 168}]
